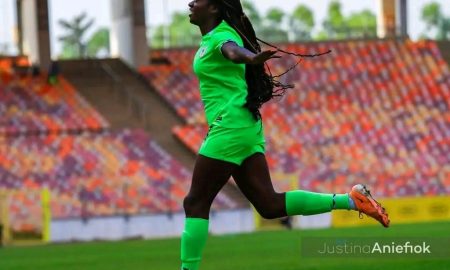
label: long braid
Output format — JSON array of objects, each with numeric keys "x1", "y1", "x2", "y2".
[{"x1": 211, "y1": 0, "x2": 331, "y2": 120}]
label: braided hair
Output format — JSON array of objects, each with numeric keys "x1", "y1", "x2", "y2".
[{"x1": 209, "y1": 0, "x2": 331, "y2": 120}]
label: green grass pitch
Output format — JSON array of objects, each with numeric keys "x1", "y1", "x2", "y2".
[{"x1": 0, "y1": 221, "x2": 448, "y2": 270}]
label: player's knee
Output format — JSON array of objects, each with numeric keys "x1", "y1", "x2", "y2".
[
  {"x1": 255, "y1": 204, "x2": 284, "y2": 219},
  {"x1": 183, "y1": 195, "x2": 196, "y2": 212},
  {"x1": 258, "y1": 209, "x2": 277, "y2": 219},
  {"x1": 254, "y1": 194, "x2": 285, "y2": 219},
  {"x1": 183, "y1": 194, "x2": 210, "y2": 216}
]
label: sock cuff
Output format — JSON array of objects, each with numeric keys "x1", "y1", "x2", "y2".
[
  {"x1": 185, "y1": 217, "x2": 209, "y2": 223},
  {"x1": 184, "y1": 218, "x2": 209, "y2": 231},
  {"x1": 285, "y1": 190, "x2": 303, "y2": 216}
]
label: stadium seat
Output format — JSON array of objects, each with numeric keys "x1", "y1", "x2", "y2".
[{"x1": 142, "y1": 40, "x2": 450, "y2": 197}]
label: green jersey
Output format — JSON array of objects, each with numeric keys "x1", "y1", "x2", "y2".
[{"x1": 193, "y1": 20, "x2": 256, "y2": 128}]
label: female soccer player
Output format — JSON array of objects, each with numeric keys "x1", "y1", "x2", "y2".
[{"x1": 181, "y1": 0, "x2": 390, "y2": 269}]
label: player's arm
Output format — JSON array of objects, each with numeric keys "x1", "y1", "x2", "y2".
[{"x1": 221, "y1": 41, "x2": 280, "y2": 65}]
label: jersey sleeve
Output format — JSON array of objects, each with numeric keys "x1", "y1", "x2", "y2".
[{"x1": 212, "y1": 28, "x2": 243, "y2": 53}]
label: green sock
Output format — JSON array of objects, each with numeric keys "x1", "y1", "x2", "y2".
[
  {"x1": 181, "y1": 218, "x2": 209, "y2": 270},
  {"x1": 285, "y1": 190, "x2": 350, "y2": 216}
]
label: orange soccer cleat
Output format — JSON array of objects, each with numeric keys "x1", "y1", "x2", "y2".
[{"x1": 349, "y1": 184, "x2": 390, "y2": 228}]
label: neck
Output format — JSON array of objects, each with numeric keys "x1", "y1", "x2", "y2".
[{"x1": 199, "y1": 19, "x2": 221, "y2": 36}]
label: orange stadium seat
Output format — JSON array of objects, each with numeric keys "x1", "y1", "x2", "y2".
[
  {"x1": 0, "y1": 130, "x2": 237, "y2": 218},
  {"x1": 0, "y1": 72, "x2": 109, "y2": 135},
  {"x1": 0, "y1": 64, "x2": 237, "y2": 219},
  {"x1": 142, "y1": 40, "x2": 450, "y2": 197}
]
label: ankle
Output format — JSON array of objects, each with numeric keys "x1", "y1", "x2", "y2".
[{"x1": 348, "y1": 195, "x2": 357, "y2": 210}]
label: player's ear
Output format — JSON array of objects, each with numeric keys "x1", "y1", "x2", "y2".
[{"x1": 208, "y1": 3, "x2": 219, "y2": 16}]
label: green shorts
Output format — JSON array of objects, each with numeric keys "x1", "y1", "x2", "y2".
[{"x1": 198, "y1": 121, "x2": 266, "y2": 165}]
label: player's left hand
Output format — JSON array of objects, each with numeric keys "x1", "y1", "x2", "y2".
[{"x1": 250, "y1": 50, "x2": 281, "y2": 64}]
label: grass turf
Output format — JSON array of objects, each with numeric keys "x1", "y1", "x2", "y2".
[{"x1": 0, "y1": 221, "x2": 448, "y2": 270}]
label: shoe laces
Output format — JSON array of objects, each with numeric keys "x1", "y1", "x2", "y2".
[
  {"x1": 358, "y1": 188, "x2": 387, "y2": 219},
  {"x1": 367, "y1": 190, "x2": 387, "y2": 214}
]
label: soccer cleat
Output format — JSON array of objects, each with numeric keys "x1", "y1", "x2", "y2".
[{"x1": 349, "y1": 184, "x2": 390, "y2": 228}]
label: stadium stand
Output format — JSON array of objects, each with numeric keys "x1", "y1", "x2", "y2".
[
  {"x1": 0, "y1": 129, "x2": 236, "y2": 219},
  {"x1": 1, "y1": 39, "x2": 449, "y2": 233},
  {"x1": 149, "y1": 48, "x2": 196, "y2": 68},
  {"x1": 0, "y1": 56, "x2": 29, "y2": 72},
  {"x1": 0, "y1": 62, "x2": 237, "y2": 225},
  {"x1": 139, "y1": 64, "x2": 205, "y2": 124},
  {"x1": 0, "y1": 73, "x2": 109, "y2": 135},
  {"x1": 172, "y1": 125, "x2": 207, "y2": 153},
  {"x1": 142, "y1": 39, "x2": 450, "y2": 198}
]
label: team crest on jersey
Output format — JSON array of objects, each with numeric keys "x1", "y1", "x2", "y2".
[{"x1": 198, "y1": 47, "x2": 207, "y2": 58}]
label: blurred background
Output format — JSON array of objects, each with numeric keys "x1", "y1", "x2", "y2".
[
  {"x1": 0, "y1": 0, "x2": 449, "y2": 57},
  {"x1": 0, "y1": 0, "x2": 449, "y2": 269}
]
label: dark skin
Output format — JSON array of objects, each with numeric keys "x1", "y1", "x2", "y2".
[{"x1": 185, "y1": 0, "x2": 287, "y2": 220}]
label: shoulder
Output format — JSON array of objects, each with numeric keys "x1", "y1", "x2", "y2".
[{"x1": 213, "y1": 21, "x2": 241, "y2": 40}]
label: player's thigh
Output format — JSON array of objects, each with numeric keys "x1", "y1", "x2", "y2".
[
  {"x1": 232, "y1": 153, "x2": 278, "y2": 205},
  {"x1": 187, "y1": 154, "x2": 237, "y2": 202}
]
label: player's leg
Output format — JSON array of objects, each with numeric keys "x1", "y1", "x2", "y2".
[
  {"x1": 232, "y1": 153, "x2": 286, "y2": 219},
  {"x1": 181, "y1": 155, "x2": 238, "y2": 270},
  {"x1": 232, "y1": 153, "x2": 352, "y2": 219},
  {"x1": 232, "y1": 153, "x2": 389, "y2": 227}
]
